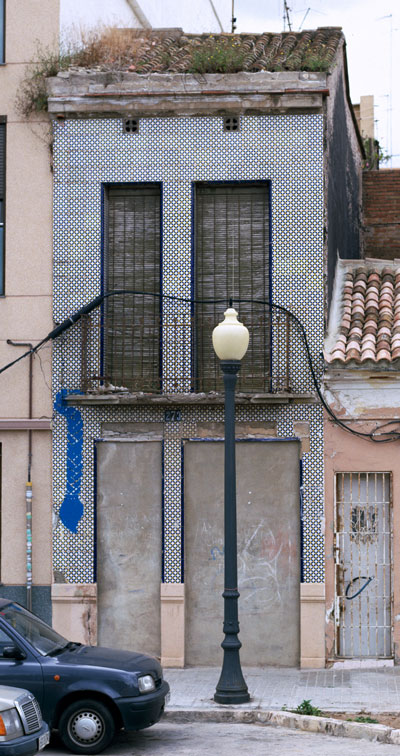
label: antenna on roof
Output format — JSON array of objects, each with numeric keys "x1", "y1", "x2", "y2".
[
  {"x1": 377, "y1": 14, "x2": 394, "y2": 167},
  {"x1": 231, "y1": 0, "x2": 236, "y2": 33},
  {"x1": 298, "y1": 8, "x2": 310, "y2": 31},
  {"x1": 283, "y1": 1, "x2": 292, "y2": 31}
]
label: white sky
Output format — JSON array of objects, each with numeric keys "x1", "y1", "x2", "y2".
[
  {"x1": 60, "y1": 0, "x2": 231, "y2": 38},
  {"x1": 235, "y1": 0, "x2": 400, "y2": 167}
]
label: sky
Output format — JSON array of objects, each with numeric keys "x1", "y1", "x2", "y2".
[{"x1": 235, "y1": 0, "x2": 400, "y2": 167}]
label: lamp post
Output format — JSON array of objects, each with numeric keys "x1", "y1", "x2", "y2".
[{"x1": 212, "y1": 307, "x2": 250, "y2": 704}]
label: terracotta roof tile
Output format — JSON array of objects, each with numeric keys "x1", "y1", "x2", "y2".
[
  {"x1": 327, "y1": 264, "x2": 400, "y2": 365},
  {"x1": 75, "y1": 27, "x2": 343, "y2": 74}
]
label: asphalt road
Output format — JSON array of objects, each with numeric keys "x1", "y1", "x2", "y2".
[{"x1": 44, "y1": 721, "x2": 400, "y2": 755}]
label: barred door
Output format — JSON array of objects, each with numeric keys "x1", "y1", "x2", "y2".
[{"x1": 334, "y1": 473, "x2": 392, "y2": 658}]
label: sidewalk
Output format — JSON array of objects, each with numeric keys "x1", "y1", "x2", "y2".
[{"x1": 165, "y1": 665, "x2": 400, "y2": 713}]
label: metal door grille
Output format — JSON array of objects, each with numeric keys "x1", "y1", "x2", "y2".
[
  {"x1": 334, "y1": 472, "x2": 392, "y2": 658},
  {"x1": 194, "y1": 182, "x2": 270, "y2": 393}
]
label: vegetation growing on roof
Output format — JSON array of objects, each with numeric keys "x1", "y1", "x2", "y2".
[
  {"x1": 16, "y1": 26, "x2": 342, "y2": 117},
  {"x1": 16, "y1": 44, "x2": 72, "y2": 117},
  {"x1": 188, "y1": 35, "x2": 246, "y2": 74},
  {"x1": 362, "y1": 137, "x2": 390, "y2": 170}
]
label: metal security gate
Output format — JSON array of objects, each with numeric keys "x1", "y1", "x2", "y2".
[{"x1": 334, "y1": 472, "x2": 392, "y2": 658}]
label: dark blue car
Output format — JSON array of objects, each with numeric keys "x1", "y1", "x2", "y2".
[{"x1": 0, "y1": 600, "x2": 169, "y2": 754}]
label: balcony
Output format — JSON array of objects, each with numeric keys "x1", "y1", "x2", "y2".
[{"x1": 64, "y1": 299, "x2": 318, "y2": 405}]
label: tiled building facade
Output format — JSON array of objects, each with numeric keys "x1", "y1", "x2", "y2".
[{"x1": 48, "y1": 29, "x2": 363, "y2": 667}]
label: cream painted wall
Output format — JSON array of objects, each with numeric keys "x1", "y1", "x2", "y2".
[
  {"x1": 0, "y1": 1, "x2": 59, "y2": 588},
  {"x1": 0, "y1": 431, "x2": 52, "y2": 584}
]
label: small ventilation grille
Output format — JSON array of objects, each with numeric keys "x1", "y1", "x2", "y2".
[
  {"x1": 224, "y1": 116, "x2": 240, "y2": 132},
  {"x1": 123, "y1": 118, "x2": 139, "y2": 134}
]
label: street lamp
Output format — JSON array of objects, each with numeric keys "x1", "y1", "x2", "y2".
[{"x1": 212, "y1": 307, "x2": 250, "y2": 704}]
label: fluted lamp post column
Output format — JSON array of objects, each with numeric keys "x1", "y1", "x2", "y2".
[{"x1": 212, "y1": 307, "x2": 250, "y2": 704}]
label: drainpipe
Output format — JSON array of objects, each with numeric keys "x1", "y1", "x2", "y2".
[{"x1": 7, "y1": 340, "x2": 33, "y2": 612}]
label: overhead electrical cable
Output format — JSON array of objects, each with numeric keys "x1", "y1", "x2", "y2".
[{"x1": 1, "y1": 290, "x2": 400, "y2": 443}]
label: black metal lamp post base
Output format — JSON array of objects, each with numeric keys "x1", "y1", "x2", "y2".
[
  {"x1": 214, "y1": 667, "x2": 250, "y2": 704},
  {"x1": 214, "y1": 690, "x2": 250, "y2": 704}
]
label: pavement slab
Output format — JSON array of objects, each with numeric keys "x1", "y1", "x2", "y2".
[{"x1": 165, "y1": 665, "x2": 400, "y2": 713}]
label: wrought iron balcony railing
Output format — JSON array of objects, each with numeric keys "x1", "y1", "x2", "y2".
[{"x1": 71, "y1": 298, "x2": 317, "y2": 397}]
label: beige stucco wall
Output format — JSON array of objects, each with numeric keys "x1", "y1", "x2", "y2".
[
  {"x1": 0, "y1": 1, "x2": 59, "y2": 586},
  {"x1": 300, "y1": 583, "x2": 325, "y2": 668},
  {"x1": 52, "y1": 584, "x2": 97, "y2": 645}
]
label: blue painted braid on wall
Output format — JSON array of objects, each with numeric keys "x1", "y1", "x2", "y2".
[{"x1": 54, "y1": 390, "x2": 84, "y2": 533}]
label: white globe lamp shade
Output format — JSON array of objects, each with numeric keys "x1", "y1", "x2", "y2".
[{"x1": 212, "y1": 308, "x2": 249, "y2": 361}]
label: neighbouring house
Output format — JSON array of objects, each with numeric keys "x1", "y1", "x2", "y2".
[
  {"x1": 322, "y1": 108, "x2": 400, "y2": 665},
  {"x1": 363, "y1": 170, "x2": 400, "y2": 258},
  {"x1": 46, "y1": 26, "x2": 363, "y2": 668},
  {"x1": 0, "y1": 0, "x2": 57, "y2": 621},
  {"x1": 324, "y1": 258, "x2": 400, "y2": 664}
]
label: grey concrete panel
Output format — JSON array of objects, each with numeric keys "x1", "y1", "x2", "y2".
[
  {"x1": 96, "y1": 441, "x2": 162, "y2": 656},
  {"x1": 184, "y1": 440, "x2": 300, "y2": 666}
]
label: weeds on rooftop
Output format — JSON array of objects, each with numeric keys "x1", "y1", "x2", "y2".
[
  {"x1": 188, "y1": 36, "x2": 245, "y2": 74},
  {"x1": 16, "y1": 26, "x2": 154, "y2": 117},
  {"x1": 15, "y1": 43, "x2": 72, "y2": 117}
]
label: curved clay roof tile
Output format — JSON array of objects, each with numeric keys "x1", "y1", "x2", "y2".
[
  {"x1": 376, "y1": 348, "x2": 391, "y2": 360},
  {"x1": 346, "y1": 340, "x2": 361, "y2": 353},
  {"x1": 331, "y1": 350, "x2": 346, "y2": 361},
  {"x1": 360, "y1": 349, "x2": 376, "y2": 361},
  {"x1": 345, "y1": 349, "x2": 360, "y2": 360}
]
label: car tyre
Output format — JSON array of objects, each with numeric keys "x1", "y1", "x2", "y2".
[{"x1": 58, "y1": 698, "x2": 116, "y2": 755}]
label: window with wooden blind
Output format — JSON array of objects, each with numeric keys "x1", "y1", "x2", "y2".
[
  {"x1": 104, "y1": 184, "x2": 161, "y2": 391},
  {"x1": 0, "y1": 123, "x2": 5, "y2": 296},
  {"x1": 194, "y1": 182, "x2": 270, "y2": 393}
]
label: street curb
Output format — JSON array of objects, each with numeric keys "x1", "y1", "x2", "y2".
[{"x1": 165, "y1": 708, "x2": 400, "y2": 745}]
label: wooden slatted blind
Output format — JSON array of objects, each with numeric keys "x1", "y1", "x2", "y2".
[
  {"x1": 195, "y1": 182, "x2": 270, "y2": 392},
  {"x1": 105, "y1": 185, "x2": 161, "y2": 391}
]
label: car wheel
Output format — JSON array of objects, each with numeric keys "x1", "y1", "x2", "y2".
[{"x1": 58, "y1": 699, "x2": 116, "y2": 755}]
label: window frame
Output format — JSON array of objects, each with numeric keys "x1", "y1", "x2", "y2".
[
  {"x1": 191, "y1": 179, "x2": 272, "y2": 393},
  {"x1": 101, "y1": 182, "x2": 163, "y2": 392}
]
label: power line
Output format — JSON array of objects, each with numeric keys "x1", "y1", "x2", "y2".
[{"x1": 1, "y1": 290, "x2": 399, "y2": 443}]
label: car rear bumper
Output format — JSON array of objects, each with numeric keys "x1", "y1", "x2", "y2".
[
  {"x1": 116, "y1": 680, "x2": 170, "y2": 731},
  {"x1": 0, "y1": 723, "x2": 49, "y2": 756}
]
